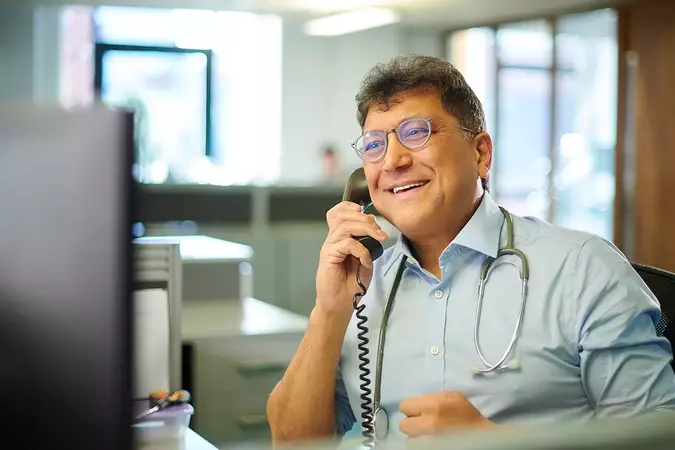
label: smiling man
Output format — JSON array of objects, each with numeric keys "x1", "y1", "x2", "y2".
[{"x1": 266, "y1": 55, "x2": 675, "y2": 445}]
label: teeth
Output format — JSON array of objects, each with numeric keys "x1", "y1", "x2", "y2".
[{"x1": 392, "y1": 182, "x2": 426, "y2": 194}]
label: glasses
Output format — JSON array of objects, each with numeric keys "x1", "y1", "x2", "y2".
[{"x1": 351, "y1": 117, "x2": 478, "y2": 163}]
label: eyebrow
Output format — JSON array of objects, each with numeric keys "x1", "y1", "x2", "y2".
[{"x1": 364, "y1": 114, "x2": 434, "y2": 133}]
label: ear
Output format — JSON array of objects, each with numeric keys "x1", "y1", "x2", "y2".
[{"x1": 473, "y1": 132, "x2": 493, "y2": 179}]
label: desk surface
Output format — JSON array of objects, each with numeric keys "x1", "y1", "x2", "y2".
[
  {"x1": 182, "y1": 298, "x2": 308, "y2": 341},
  {"x1": 136, "y1": 235, "x2": 253, "y2": 263},
  {"x1": 185, "y1": 428, "x2": 219, "y2": 450}
]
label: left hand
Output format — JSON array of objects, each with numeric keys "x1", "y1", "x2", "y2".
[{"x1": 398, "y1": 391, "x2": 493, "y2": 437}]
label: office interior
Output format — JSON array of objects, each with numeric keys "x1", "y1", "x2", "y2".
[{"x1": 2, "y1": 0, "x2": 675, "y2": 448}]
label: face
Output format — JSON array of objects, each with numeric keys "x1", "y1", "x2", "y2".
[{"x1": 361, "y1": 90, "x2": 492, "y2": 240}]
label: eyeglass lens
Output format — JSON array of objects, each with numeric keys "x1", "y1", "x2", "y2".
[{"x1": 355, "y1": 118, "x2": 431, "y2": 162}]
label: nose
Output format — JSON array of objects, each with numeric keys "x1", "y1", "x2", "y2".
[{"x1": 381, "y1": 132, "x2": 413, "y2": 172}]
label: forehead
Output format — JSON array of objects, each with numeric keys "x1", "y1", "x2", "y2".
[{"x1": 363, "y1": 90, "x2": 449, "y2": 131}]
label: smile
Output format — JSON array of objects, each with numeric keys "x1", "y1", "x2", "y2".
[{"x1": 389, "y1": 180, "x2": 429, "y2": 194}]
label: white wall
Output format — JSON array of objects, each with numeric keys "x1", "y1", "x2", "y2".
[{"x1": 279, "y1": 21, "x2": 331, "y2": 184}]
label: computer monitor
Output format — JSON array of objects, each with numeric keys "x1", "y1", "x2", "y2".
[{"x1": 0, "y1": 106, "x2": 135, "y2": 449}]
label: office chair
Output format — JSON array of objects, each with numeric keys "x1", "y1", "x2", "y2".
[{"x1": 632, "y1": 263, "x2": 675, "y2": 361}]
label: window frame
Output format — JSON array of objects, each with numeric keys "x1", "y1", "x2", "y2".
[
  {"x1": 93, "y1": 42, "x2": 214, "y2": 157},
  {"x1": 443, "y1": 9, "x2": 617, "y2": 231}
]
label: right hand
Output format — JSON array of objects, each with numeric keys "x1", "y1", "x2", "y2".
[{"x1": 315, "y1": 201, "x2": 388, "y2": 319}]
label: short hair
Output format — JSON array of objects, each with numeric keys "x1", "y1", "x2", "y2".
[{"x1": 355, "y1": 54, "x2": 489, "y2": 192}]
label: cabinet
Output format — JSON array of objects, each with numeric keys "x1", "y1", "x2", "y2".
[{"x1": 182, "y1": 298, "x2": 308, "y2": 447}]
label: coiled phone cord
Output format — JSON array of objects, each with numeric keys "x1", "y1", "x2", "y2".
[{"x1": 353, "y1": 263, "x2": 375, "y2": 449}]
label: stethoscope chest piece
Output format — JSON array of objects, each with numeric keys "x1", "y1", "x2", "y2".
[{"x1": 373, "y1": 407, "x2": 389, "y2": 441}]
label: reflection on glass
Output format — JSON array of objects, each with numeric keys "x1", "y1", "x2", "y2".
[
  {"x1": 495, "y1": 68, "x2": 551, "y2": 219},
  {"x1": 497, "y1": 20, "x2": 552, "y2": 68},
  {"x1": 100, "y1": 50, "x2": 208, "y2": 183},
  {"x1": 553, "y1": 9, "x2": 617, "y2": 239}
]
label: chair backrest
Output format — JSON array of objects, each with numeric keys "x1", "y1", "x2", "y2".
[{"x1": 631, "y1": 263, "x2": 675, "y2": 351}]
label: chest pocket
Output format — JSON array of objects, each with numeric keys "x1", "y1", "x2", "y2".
[
  {"x1": 442, "y1": 255, "x2": 535, "y2": 402},
  {"x1": 448, "y1": 255, "x2": 583, "y2": 417}
]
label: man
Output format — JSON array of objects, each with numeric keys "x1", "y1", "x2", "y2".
[{"x1": 266, "y1": 55, "x2": 675, "y2": 444}]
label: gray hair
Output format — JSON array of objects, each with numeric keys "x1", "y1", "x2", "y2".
[{"x1": 355, "y1": 54, "x2": 489, "y2": 191}]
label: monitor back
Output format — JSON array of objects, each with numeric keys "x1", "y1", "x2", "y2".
[{"x1": 0, "y1": 106, "x2": 135, "y2": 449}]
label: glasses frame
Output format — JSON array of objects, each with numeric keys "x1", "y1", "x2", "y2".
[{"x1": 351, "y1": 117, "x2": 479, "y2": 163}]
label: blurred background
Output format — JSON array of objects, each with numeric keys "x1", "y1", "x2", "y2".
[{"x1": 1, "y1": 0, "x2": 674, "y2": 448}]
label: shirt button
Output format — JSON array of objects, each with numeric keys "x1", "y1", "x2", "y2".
[
  {"x1": 430, "y1": 346, "x2": 440, "y2": 355},
  {"x1": 434, "y1": 290, "x2": 443, "y2": 298}
]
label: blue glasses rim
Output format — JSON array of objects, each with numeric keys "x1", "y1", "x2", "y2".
[{"x1": 351, "y1": 117, "x2": 480, "y2": 162}]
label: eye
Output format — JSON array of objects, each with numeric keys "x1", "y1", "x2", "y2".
[
  {"x1": 404, "y1": 128, "x2": 429, "y2": 139},
  {"x1": 365, "y1": 141, "x2": 383, "y2": 152}
]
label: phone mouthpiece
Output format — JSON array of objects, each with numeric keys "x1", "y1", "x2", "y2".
[{"x1": 356, "y1": 236, "x2": 384, "y2": 261}]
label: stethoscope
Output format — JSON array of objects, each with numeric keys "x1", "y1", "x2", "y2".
[{"x1": 371, "y1": 206, "x2": 530, "y2": 441}]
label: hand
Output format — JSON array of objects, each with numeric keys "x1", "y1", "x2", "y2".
[
  {"x1": 399, "y1": 391, "x2": 493, "y2": 438},
  {"x1": 314, "y1": 201, "x2": 388, "y2": 320}
]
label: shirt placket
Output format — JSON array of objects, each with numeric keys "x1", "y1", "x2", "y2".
[{"x1": 425, "y1": 274, "x2": 449, "y2": 393}]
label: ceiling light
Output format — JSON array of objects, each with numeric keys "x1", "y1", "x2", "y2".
[
  {"x1": 294, "y1": 0, "x2": 396, "y2": 14},
  {"x1": 304, "y1": 7, "x2": 401, "y2": 36}
]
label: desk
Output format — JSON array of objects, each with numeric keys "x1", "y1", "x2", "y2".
[
  {"x1": 136, "y1": 428, "x2": 218, "y2": 450},
  {"x1": 182, "y1": 298, "x2": 308, "y2": 447},
  {"x1": 182, "y1": 297, "x2": 309, "y2": 341},
  {"x1": 185, "y1": 429, "x2": 219, "y2": 450},
  {"x1": 136, "y1": 235, "x2": 254, "y2": 301}
]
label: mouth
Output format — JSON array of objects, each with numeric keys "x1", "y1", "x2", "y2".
[{"x1": 388, "y1": 180, "x2": 430, "y2": 195}]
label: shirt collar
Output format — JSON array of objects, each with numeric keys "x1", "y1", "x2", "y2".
[
  {"x1": 383, "y1": 192, "x2": 504, "y2": 276},
  {"x1": 451, "y1": 191, "x2": 504, "y2": 259}
]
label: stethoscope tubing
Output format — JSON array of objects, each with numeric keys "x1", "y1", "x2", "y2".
[{"x1": 371, "y1": 207, "x2": 529, "y2": 440}]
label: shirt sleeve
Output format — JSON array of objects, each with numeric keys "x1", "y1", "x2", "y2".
[
  {"x1": 335, "y1": 366, "x2": 356, "y2": 436},
  {"x1": 575, "y1": 237, "x2": 675, "y2": 417}
]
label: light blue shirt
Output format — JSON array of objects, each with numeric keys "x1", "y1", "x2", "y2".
[{"x1": 335, "y1": 192, "x2": 675, "y2": 440}]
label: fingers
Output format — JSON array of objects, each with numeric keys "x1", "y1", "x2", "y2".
[
  {"x1": 399, "y1": 392, "x2": 487, "y2": 438},
  {"x1": 399, "y1": 416, "x2": 434, "y2": 438},
  {"x1": 326, "y1": 237, "x2": 376, "y2": 269},
  {"x1": 326, "y1": 202, "x2": 376, "y2": 229},
  {"x1": 399, "y1": 393, "x2": 433, "y2": 417},
  {"x1": 326, "y1": 220, "x2": 387, "y2": 245},
  {"x1": 400, "y1": 392, "x2": 466, "y2": 417}
]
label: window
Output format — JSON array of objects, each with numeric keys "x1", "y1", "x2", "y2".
[
  {"x1": 88, "y1": 6, "x2": 282, "y2": 185},
  {"x1": 95, "y1": 44, "x2": 212, "y2": 184},
  {"x1": 447, "y1": 9, "x2": 617, "y2": 239},
  {"x1": 553, "y1": 9, "x2": 618, "y2": 239}
]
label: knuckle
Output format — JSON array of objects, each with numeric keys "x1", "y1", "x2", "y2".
[
  {"x1": 327, "y1": 204, "x2": 340, "y2": 216},
  {"x1": 430, "y1": 416, "x2": 443, "y2": 431},
  {"x1": 442, "y1": 391, "x2": 460, "y2": 403},
  {"x1": 350, "y1": 239, "x2": 365, "y2": 255}
]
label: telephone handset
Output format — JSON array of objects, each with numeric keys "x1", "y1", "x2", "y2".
[
  {"x1": 343, "y1": 168, "x2": 380, "y2": 448},
  {"x1": 342, "y1": 167, "x2": 384, "y2": 261}
]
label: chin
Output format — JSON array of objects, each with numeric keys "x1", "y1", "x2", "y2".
[{"x1": 382, "y1": 209, "x2": 429, "y2": 237}]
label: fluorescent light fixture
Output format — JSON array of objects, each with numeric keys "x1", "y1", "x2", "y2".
[
  {"x1": 304, "y1": 7, "x2": 401, "y2": 36},
  {"x1": 294, "y1": 0, "x2": 396, "y2": 13}
]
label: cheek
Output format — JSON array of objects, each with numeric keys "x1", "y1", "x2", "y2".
[
  {"x1": 363, "y1": 167, "x2": 379, "y2": 191},
  {"x1": 429, "y1": 146, "x2": 476, "y2": 182}
]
